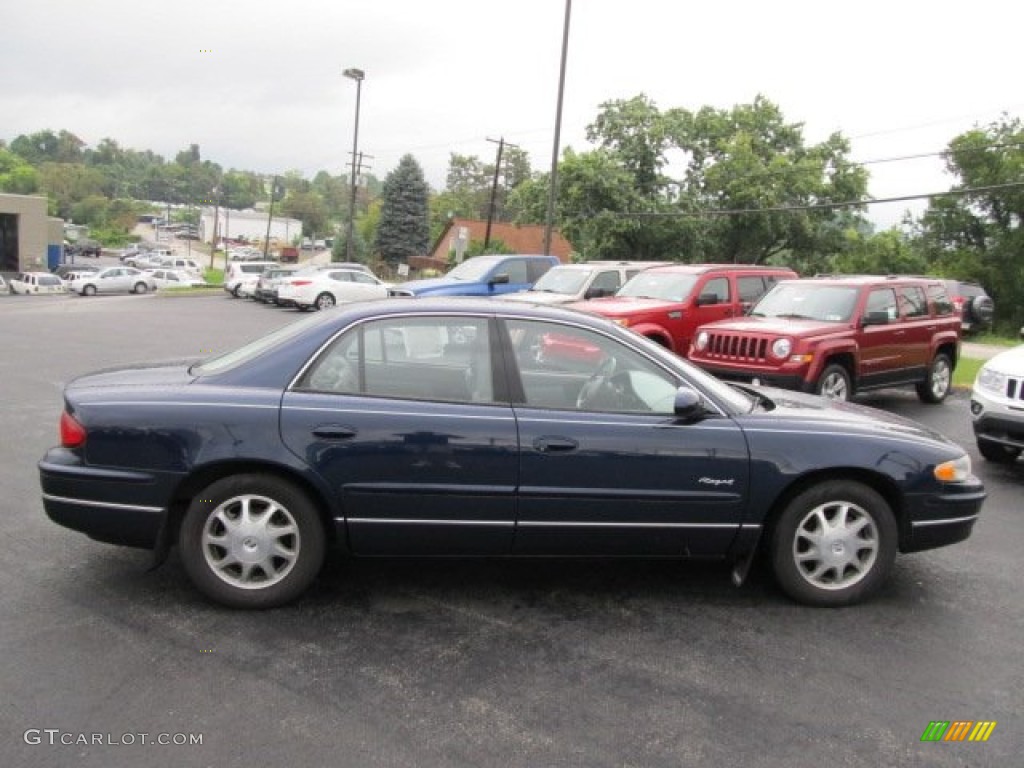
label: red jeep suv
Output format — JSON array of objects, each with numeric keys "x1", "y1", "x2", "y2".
[
  {"x1": 566, "y1": 263, "x2": 797, "y2": 357},
  {"x1": 689, "y1": 275, "x2": 961, "y2": 402}
]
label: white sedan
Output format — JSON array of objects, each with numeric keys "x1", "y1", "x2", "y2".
[
  {"x1": 276, "y1": 267, "x2": 389, "y2": 310},
  {"x1": 69, "y1": 266, "x2": 157, "y2": 296},
  {"x1": 147, "y1": 268, "x2": 209, "y2": 289}
]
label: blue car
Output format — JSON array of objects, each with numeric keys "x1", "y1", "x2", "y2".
[
  {"x1": 39, "y1": 299, "x2": 985, "y2": 608},
  {"x1": 389, "y1": 253, "x2": 558, "y2": 297}
]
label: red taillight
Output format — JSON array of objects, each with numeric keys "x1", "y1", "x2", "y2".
[
  {"x1": 60, "y1": 411, "x2": 87, "y2": 448},
  {"x1": 291, "y1": 280, "x2": 312, "y2": 286}
]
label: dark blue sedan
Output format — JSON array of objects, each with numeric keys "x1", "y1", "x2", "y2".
[{"x1": 39, "y1": 299, "x2": 985, "y2": 608}]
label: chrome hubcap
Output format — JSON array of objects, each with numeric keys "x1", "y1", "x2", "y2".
[
  {"x1": 202, "y1": 494, "x2": 299, "y2": 589},
  {"x1": 792, "y1": 500, "x2": 878, "y2": 590},
  {"x1": 820, "y1": 373, "x2": 848, "y2": 400},
  {"x1": 931, "y1": 360, "x2": 950, "y2": 396}
]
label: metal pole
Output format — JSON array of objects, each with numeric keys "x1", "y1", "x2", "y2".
[
  {"x1": 484, "y1": 137, "x2": 506, "y2": 250},
  {"x1": 344, "y1": 68, "x2": 365, "y2": 262},
  {"x1": 543, "y1": 0, "x2": 572, "y2": 256}
]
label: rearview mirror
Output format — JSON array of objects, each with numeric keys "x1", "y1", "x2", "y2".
[{"x1": 861, "y1": 310, "x2": 889, "y2": 327}]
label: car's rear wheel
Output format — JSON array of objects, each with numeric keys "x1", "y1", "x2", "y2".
[
  {"x1": 179, "y1": 475, "x2": 326, "y2": 608},
  {"x1": 82, "y1": 284, "x2": 96, "y2": 296},
  {"x1": 815, "y1": 364, "x2": 851, "y2": 401},
  {"x1": 771, "y1": 480, "x2": 897, "y2": 606},
  {"x1": 315, "y1": 292, "x2": 336, "y2": 310},
  {"x1": 977, "y1": 440, "x2": 1022, "y2": 464},
  {"x1": 231, "y1": 285, "x2": 241, "y2": 298},
  {"x1": 133, "y1": 282, "x2": 148, "y2": 294},
  {"x1": 916, "y1": 353, "x2": 952, "y2": 403}
]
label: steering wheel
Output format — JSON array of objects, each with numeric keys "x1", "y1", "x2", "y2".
[{"x1": 575, "y1": 356, "x2": 618, "y2": 409}]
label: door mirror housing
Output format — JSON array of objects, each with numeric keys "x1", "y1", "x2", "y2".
[{"x1": 673, "y1": 387, "x2": 709, "y2": 423}]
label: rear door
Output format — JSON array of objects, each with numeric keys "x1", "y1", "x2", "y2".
[{"x1": 280, "y1": 314, "x2": 518, "y2": 555}]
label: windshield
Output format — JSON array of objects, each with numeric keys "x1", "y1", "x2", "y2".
[
  {"x1": 617, "y1": 272, "x2": 698, "y2": 302},
  {"x1": 530, "y1": 267, "x2": 588, "y2": 295},
  {"x1": 445, "y1": 256, "x2": 503, "y2": 282},
  {"x1": 751, "y1": 283, "x2": 859, "y2": 322}
]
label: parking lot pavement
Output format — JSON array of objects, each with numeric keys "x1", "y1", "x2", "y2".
[{"x1": 1, "y1": 296, "x2": 1021, "y2": 767}]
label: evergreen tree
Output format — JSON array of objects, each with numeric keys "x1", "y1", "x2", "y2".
[{"x1": 374, "y1": 154, "x2": 430, "y2": 265}]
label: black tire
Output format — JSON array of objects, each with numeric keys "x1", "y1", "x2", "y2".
[
  {"x1": 916, "y1": 353, "x2": 952, "y2": 404},
  {"x1": 179, "y1": 474, "x2": 326, "y2": 608},
  {"x1": 771, "y1": 480, "x2": 897, "y2": 607},
  {"x1": 815, "y1": 363, "x2": 852, "y2": 401},
  {"x1": 231, "y1": 285, "x2": 241, "y2": 298},
  {"x1": 83, "y1": 284, "x2": 97, "y2": 296},
  {"x1": 977, "y1": 440, "x2": 1022, "y2": 464},
  {"x1": 133, "y1": 282, "x2": 148, "y2": 294},
  {"x1": 315, "y1": 292, "x2": 336, "y2": 310}
]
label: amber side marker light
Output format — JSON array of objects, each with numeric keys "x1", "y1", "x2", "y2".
[{"x1": 60, "y1": 411, "x2": 87, "y2": 448}]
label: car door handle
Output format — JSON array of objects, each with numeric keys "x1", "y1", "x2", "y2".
[
  {"x1": 312, "y1": 425, "x2": 358, "y2": 440},
  {"x1": 533, "y1": 436, "x2": 579, "y2": 453}
]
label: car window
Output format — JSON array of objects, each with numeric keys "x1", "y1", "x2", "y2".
[
  {"x1": 866, "y1": 287, "x2": 899, "y2": 320},
  {"x1": 526, "y1": 258, "x2": 552, "y2": 283},
  {"x1": 298, "y1": 317, "x2": 494, "y2": 403},
  {"x1": 897, "y1": 285, "x2": 928, "y2": 318},
  {"x1": 737, "y1": 275, "x2": 766, "y2": 303},
  {"x1": 928, "y1": 283, "x2": 955, "y2": 315},
  {"x1": 500, "y1": 259, "x2": 529, "y2": 284},
  {"x1": 702, "y1": 277, "x2": 730, "y2": 303},
  {"x1": 590, "y1": 270, "x2": 622, "y2": 295},
  {"x1": 505, "y1": 319, "x2": 678, "y2": 414}
]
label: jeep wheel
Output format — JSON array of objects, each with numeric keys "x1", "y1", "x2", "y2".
[
  {"x1": 815, "y1": 364, "x2": 851, "y2": 401},
  {"x1": 771, "y1": 480, "x2": 897, "y2": 606},
  {"x1": 978, "y1": 440, "x2": 1022, "y2": 464},
  {"x1": 916, "y1": 353, "x2": 952, "y2": 403}
]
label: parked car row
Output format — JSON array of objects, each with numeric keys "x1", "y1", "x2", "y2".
[{"x1": 226, "y1": 261, "x2": 388, "y2": 311}]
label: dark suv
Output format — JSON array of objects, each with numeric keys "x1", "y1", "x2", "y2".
[
  {"x1": 942, "y1": 280, "x2": 994, "y2": 334},
  {"x1": 689, "y1": 275, "x2": 962, "y2": 402}
]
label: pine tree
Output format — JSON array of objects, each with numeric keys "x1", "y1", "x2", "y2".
[{"x1": 375, "y1": 154, "x2": 429, "y2": 265}]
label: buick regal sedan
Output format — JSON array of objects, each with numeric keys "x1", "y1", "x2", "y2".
[{"x1": 39, "y1": 299, "x2": 985, "y2": 608}]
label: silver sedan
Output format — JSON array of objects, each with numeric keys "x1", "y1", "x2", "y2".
[{"x1": 69, "y1": 267, "x2": 157, "y2": 296}]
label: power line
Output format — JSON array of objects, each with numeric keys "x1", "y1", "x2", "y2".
[{"x1": 607, "y1": 182, "x2": 1024, "y2": 218}]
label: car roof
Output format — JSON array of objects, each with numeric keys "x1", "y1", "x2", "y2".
[
  {"x1": 644, "y1": 263, "x2": 795, "y2": 275},
  {"x1": 802, "y1": 274, "x2": 949, "y2": 287}
]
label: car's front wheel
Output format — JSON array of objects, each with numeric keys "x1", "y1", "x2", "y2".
[
  {"x1": 815, "y1": 364, "x2": 852, "y2": 401},
  {"x1": 315, "y1": 292, "x2": 336, "y2": 310},
  {"x1": 82, "y1": 284, "x2": 97, "y2": 296},
  {"x1": 771, "y1": 480, "x2": 897, "y2": 606},
  {"x1": 916, "y1": 353, "x2": 952, "y2": 403},
  {"x1": 133, "y1": 282, "x2": 148, "y2": 294},
  {"x1": 977, "y1": 440, "x2": 1022, "y2": 464},
  {"x1": 179, "y1": 475, "x2": 326, "y2": 608}
]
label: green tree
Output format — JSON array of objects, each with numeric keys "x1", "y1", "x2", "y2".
[
  {"x1": 0, "y1": 148, "x2": 40, "y2": 193},
  {"x1": 375, "y1": 154, "x2": 430, "y2": 265},
  {"x1": 915, "y1": 115, "x2": 1024, "y2": 330}
]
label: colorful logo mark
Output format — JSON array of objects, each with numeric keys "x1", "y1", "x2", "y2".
[{"x1": 921, "y1": 721, "x2": 997, "y2": 742}]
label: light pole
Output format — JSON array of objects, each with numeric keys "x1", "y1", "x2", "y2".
[
  {"x1": 343, "y1": 67, "x2": 365, "y2": 262},
  {"x1": 544, "y1": 0, "x2": 572, "y2": 256}
]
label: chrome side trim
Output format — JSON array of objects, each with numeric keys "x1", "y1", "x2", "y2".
[
  {"x1": 911, "y1": 514, "x2": 979, "y2": 528},
  {"x1": 347, "y1": 518, "x2": 512, "y2": 526},
  {"x1": 516, "y1": 521, "x2": 740, "y2": 529},
  {"x1": 282, "y1": 405, "x2": 515, "y2": 420},
  {"x1": 89, "y1": 401, "x2": 277, "y2": 410},
  {"x1": 42, "y1": 493, "x2": 164, "y2": 514}
]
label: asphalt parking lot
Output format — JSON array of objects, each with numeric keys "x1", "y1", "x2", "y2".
[{"x1": 1, "y1": 293, "x2": 1021, "y2": 767}]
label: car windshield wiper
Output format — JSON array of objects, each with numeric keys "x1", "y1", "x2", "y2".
[
  {"x1": 770, "y1": 313, "x2": 813, "y2": 320},
  {"x1": 730, "y1": 382, "x2": 776, "y2": 412}
]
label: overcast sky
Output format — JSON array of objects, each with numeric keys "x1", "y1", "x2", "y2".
[{"x1": 4, "y1": 0, "x2": 1022, "y2": 226}]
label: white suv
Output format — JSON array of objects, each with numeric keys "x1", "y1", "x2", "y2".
[
  {"x1": 500, "y1": 261, "x2": 668, "y2": 305},
  {"x1": 970, "y1": 344, "x2": 1024, "y2": 463},
  {"x1": 224, "y1": 261, "x2": 276, "y2": 298}
]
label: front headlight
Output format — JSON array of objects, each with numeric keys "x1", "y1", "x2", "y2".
[
  {"x1": 975, "y1": 366, "x2": 1006, "y2": 395},
  {"x1": 934, "y1": 454, "x2": 972, "y2": 483},
  {"x1": 612, "y1": 318, "x2": 630, "y2": 328},
  {"x1": 695, "y1": 331, "x2": 709, "y2": 351},
  {"x1": 771, "y1": 338, "x2": 792, "y2": 358}
]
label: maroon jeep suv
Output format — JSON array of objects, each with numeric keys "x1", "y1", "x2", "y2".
[{"x1": 688, "y1": 275, "x2": 962, "y2": 402}]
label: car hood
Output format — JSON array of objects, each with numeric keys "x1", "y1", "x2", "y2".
[
  {"x1": 703, "y1": 317, "x2": 849, "y2": 336},
  {"x1": 743, "y1": 385, "x2": 958, "y2": 447},
  {"x1": 390, "y1": 277, "x2": 465, "y2": 294},
  {"x1": 502, "y1": 291, "x2": 573, "y2": 305},
  {"x1": 981, "y1": 344, "x2": 1024, "y2": 372},
  {"x1": 567, "y1": 296, "x2": 675, "y2": 317},
  {"x1": 67, "y1": 361, "x2": 199, "y2": 392}
]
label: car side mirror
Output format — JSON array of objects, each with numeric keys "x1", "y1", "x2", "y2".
[
  {"x1": 673, "y1": 387, "x2": 709, "y2": 423},
  {"x1": 489, "y1": 273, "x2": 510, "y2": 286},
  {"x1": 696, "y1": 293, "x2": 719, "y2": 306},
  {"x1": 585, "y1": 287, "x2": 608, "y2": 299},
  {"x1": 861, "y1": 310, "x2": 889, "y2": 327}
]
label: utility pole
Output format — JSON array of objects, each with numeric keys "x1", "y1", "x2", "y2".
[
  {"x1": 264, "y1": 176, "x2": 279, "y2": 260},
  {"x1": 544, "y1": 0, "x2": 572, "y2": 256},
  {"x1": 343, "y1": 67, "x2": 365, "y2": 262},
  {"x1": 484, "y1": 137, "x2": 518, "y2": 250}
]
